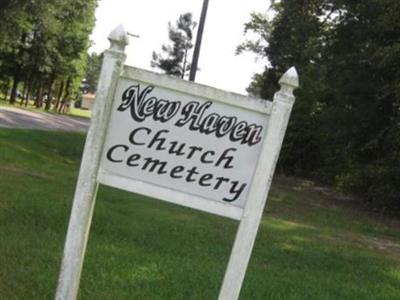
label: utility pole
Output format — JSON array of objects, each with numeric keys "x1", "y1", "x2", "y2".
[{"x1": 189, "y1": 0, "x2": 209, "y2": 82}]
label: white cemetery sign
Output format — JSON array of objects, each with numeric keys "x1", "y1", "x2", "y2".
[
  {"x1": 55, "y1": 25, "x2": 299, "y2": 300},
  {"x1": 97, "y1": 70, "x2": 270, "y2": 219}
]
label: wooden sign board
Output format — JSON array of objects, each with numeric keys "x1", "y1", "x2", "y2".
[
  {"x1": 55, "y1": 25, "x2": 298, "y2": 300},
  {"x1": 97, "y1": 66, "x2": 271, "y2": 220}
]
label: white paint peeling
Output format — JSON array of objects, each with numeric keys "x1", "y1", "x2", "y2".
[
  {"x1": 55, "y1": 25, "x2": 128, "y2": 300},
  {"x1": 55, "y1": 22, "x2": 299, "y2": 300},
  {"x1": 218, "y1": 67, "x2": 298, "y2": 300}
]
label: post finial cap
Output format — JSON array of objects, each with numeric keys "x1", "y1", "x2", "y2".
[
  {"x1": 279, "y1": 67, "x2": 299, "y2": 89},
  {"x1": 108, "y1": 24, "x2": 129, "y2": 50}
]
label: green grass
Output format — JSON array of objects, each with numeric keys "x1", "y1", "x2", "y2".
[
  {"x1": 0, "y1": 99, "x2": 91, "y2": 119},
  {"x1": 0, "y1": 98, "x2": 39, "y2": 111},
  {"x1": 69, "y1": 107, "x2": 91, "y2": 119},
  {"x1": 0, "y1": 128, "x2": 399, "y2": 299}
]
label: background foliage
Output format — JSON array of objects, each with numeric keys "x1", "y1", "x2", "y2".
[
  {"x1": 239, "y1": 0, "x2": 400, "y2": 215},
  {"x1": 0, "y1": 0, "x2": 98, "y2": 110}
]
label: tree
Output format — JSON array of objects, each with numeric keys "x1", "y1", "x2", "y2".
[
  {"x1": 84, "y1": 52, "x2": 103, "y2": 93},
  {"x1": 0, "y1": 0, "x2": 97, "y2": 110},
  {"x1": 239, "y1": 0, "x2": 400, "y2": 215},
  {"x1": 0, "y1": 0, "x2": 37, "y2": 104},
  {"x1": 151, "y1": 12, "x2": 196, "y2": 79},
  {"x1": 43, "y1": 0, "x2": 97, "y2": 110},
  {"x1": 322, "y1": 0, "x2": 400, "y2": 213},
  {"x1": 238, "y1": 1, "x2": 331, "y2": 176}
]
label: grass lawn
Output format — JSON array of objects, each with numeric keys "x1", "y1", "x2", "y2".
[
  {"x1": 0, "y1": 128, "x2": 399, "y2": 299},
  {"x1": 0, "y1": 99, "x2": 40, "y2": 111},
  {"x1": 0, "y1": 99, "x2": 91, "y2": 119},
  {"x1": 69, "y1": 107, "x2": 91, "y2": 119}
]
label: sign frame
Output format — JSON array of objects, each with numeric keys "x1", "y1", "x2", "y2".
[
  {"x1": 97, "y1": 65, "x2": 273, "y2": 221},
  {"x1": 55, "y1": 25, "x2": 298, "y2": 300}
]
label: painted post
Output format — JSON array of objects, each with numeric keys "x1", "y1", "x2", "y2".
[
  {"x1": 55, "y1": 25, "x2": 128, "y2": 300},
  {"x1": 218, "y1": 67, "x2": 299, "y2": 300}
]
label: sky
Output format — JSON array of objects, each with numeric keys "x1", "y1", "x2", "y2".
[{"x1": 89, "y1": 0, "x2": 270, "y2": 95}]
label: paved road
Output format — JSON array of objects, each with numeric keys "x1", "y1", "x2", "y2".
[{"x1": 0, "y1": 106, "x2": 89, "y2": 132}]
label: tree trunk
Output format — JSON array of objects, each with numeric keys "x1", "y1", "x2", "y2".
[
  {"x1": 54, "y1": 80, "x2": 65, "y2": 111},
  {"x1": 10, "y1": 33, "x2": 28, "y2": 104},
  {"x1": 2, "y1": 80, "x2": 9, "y2": 101},
  {"x1": 9, "y1": 75, "x2": 20, "y2": 104},
  {"x1": 182, "y1": 45, "x2": 188, "y2": 79},
  {"x1": 25, "y1": 79, "x2": 33, "y2": 107},
  {"x1": 20, "y1": 80, "x2": 27, "y2": 106},
  {"x1": 44, "y1": 74, "x2": 56, "y2": 111},
  {"x1": 35, "y1": 81, "x2": 43, "y2": 108},
  {"x1": 59, "y1": 77, "x2": 71, "y2": 113}
]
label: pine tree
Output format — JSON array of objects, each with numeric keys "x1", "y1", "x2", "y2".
[{"x1": 151, "y1": 12, "x2": 196, "y2": 79}]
